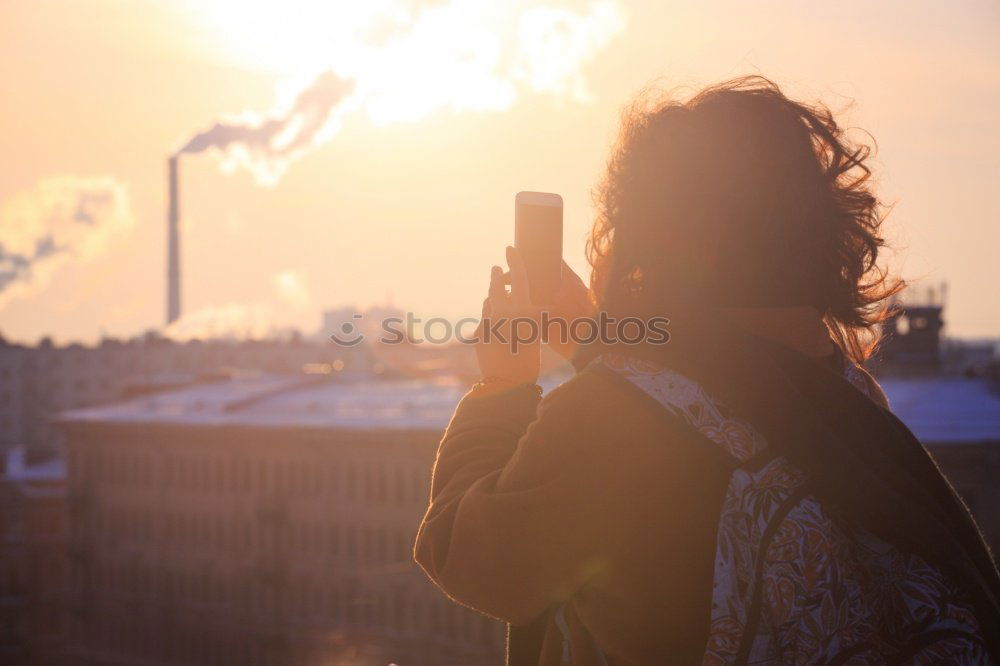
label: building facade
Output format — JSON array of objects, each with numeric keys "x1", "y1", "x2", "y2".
[
  {"x1": 53, "y1": 363, "x2": 1000, "y2": 665},
  {"x1": 0, "y1": 336, "x2": 372, "y2": 458},
  {"x1": 881, "y1": 376, "x2": 1000, "y2": 552},
  {"x1": 60, "y1": 376, "x2": 503, "y2": 666},
  {"x1": 0, "y1": 449, "x2": 68, "y2": 664}
]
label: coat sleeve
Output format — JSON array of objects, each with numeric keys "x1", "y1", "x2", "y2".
[{"x1": 413, "y1": 374, "x2": 635, "y2": 625}]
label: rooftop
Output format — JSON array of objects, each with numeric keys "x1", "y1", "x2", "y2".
[
  {"x1": 58, "y1": 373, "x2": 1000, "y2": 444},
  {"x1": 879, "y1": 377, "x2": 1000, "y2": 444},
  {"x1": 58, "y1": 374, "x2": 468, "y2": 430}
]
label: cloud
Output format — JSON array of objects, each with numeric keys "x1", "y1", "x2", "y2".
[
  {"x1": 178, "y1": 0, "x2": 627, "y2": 182},
  {"x1": 513, "y1": 1, "x2": 626, "y2": 102},
  {"x1": 160, "y1": 302, "x2": 275, "y2": 341},
  {"x1": 0, "y1": 177, "x2": 133, "y2": 309}
]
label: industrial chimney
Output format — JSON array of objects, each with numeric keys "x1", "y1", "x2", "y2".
[{"x1": 166, "y1": 156, "x2": 181, "y2": 325}]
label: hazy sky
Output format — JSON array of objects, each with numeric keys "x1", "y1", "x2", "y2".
[{"x1": 1, "y1": 0, "x2": 998, "y2": 344}]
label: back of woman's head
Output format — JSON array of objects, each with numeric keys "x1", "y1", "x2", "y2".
[{"x1": 588, "y1": 76, "x2": 901, "y2": 361}]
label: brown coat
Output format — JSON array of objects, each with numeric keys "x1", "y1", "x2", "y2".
[
  {"x1": 414, "y1": 308, "x2": 1000, "y2": 662},
  {"x1": 414, "y1": 367, "x2": 732, "y2": 665}
]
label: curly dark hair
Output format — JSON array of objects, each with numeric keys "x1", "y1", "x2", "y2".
[{"x1": 587, "y1": 76, "x2": 902, "y2": 362}]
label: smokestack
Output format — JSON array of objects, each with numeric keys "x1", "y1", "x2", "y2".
[{"x1": 166, "y1": 156, "x2": 181, "y2": 325}]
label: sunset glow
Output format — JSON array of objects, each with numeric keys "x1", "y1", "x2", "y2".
[
  {"x1": 174, "y1": 0, "x2": 626, "y2": 185},
  {"x1": 3, "y1": 3, "x2": 1000, "y2": 664},
  {"x1": 1, "y1": 0, "x2": 998, "y2": 342}
]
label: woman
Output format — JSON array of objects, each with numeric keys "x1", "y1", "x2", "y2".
[{"x1": 414, "y1": 77, "x2": 1000, "y2": 665}]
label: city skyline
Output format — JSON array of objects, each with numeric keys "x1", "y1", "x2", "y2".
[{"x1": 2, "y1": 0, "x2": 1000, "y2": 345}]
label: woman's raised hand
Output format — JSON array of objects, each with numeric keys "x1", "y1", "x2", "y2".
[
  {"x1": 547, "y1": 259, "x2": 595, "y2": 362},
  {"x1": 474, "y1": 250, "x2": 595, "y2": 383},
  {"x1": 474, "y1": 246, "x2": 542, "y2": 385}
]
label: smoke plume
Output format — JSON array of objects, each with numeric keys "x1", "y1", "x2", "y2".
[
  {"x1": 163, "y1": 270, "x2": 315, "y2": 341},
  {"x1": 175, "y1": 71, "x2": 355, "y2": 184},
  {"x1": 177, "y1": 1, "x2": 626, "y2": 183},
  {"x1": 0, "y1": 177, "x2": 132, "y2": 309}
]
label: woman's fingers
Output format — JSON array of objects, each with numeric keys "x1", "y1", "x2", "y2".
[
  {"x1": 487, "y1": 265, "x2": 513, "y2": 319},
  {"x1": 489, "y1": 265, "x2": 506, "y2": 301},
  {"x1": 559, "y1": 260, "x2": 591, "y2": 307},
  {"x1": 505, "y1": 246, "x2": 531, "y2": 308},
  {"x1": 554, "y1": 260, "x2": 592, "y2": 313}
]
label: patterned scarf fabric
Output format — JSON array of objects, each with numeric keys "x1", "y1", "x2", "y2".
[{"x1": 597, "y1": 352, "x2": 990, "y2": 664}]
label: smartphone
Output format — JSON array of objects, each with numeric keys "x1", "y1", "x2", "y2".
[{"x1": 515, "y1": 191, "x2": 563, "y2": 306}]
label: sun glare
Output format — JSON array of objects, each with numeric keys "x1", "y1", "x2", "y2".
[
  {"x1": 167, "y1": 0, "x2": 626, "y2": 185},
  {"x1": 185, "y1": 0, "x2": 389, "y2": 76},
  {"x1": 185, "y1": 0, "x2": 626, "y2": 128}
]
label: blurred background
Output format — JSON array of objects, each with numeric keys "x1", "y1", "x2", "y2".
[{"x1": 0, "y1": 1, "x2": 998, "y2": 664}]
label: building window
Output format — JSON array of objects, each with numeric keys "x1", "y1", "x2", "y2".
[{"x1": 346, "y1": 462, "x2": 357, "y2": 500}]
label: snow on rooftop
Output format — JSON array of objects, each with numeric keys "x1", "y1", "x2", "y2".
[
  {"x1": 58, "y1": 374, "x2": 468, "y2": 431},
  {"x1": 881, "y1": 377, "x2": 1000, "y2": 444},
  {"x1": 57, "y1": 371, "x2": 1000, "y2": 444}
]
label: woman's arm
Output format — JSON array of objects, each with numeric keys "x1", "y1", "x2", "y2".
[
  {"x1": 414, "y1": 246, "x2": 617, "y2": 623},
  {"x1": 413, "y1": 373, "x2": 629, "y2": 625}
]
